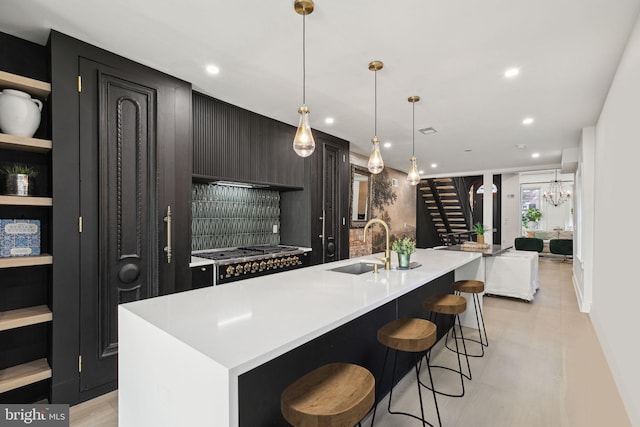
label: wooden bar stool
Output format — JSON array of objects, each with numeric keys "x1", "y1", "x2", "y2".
[
  {"x1": 423, "y1": 293, "x2": 472, "y2": 398},
  {"x1": 281, "y1": 362, "x2": 375, "y2": 427},
  {"x1": 447, "y1": 279, "x2": 488, "y2": 357},
  {"x1": 370, "y1": 318, "x2": 441, "y2": 427}
]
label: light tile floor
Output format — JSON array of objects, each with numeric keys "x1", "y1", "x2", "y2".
[{"x1": 69, "y1": 258, "x2": 630, "y2": 426}]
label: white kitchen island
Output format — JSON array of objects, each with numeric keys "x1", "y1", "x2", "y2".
[{"x1": 118, "y1": 249, "x2": 482, "y2": 427}]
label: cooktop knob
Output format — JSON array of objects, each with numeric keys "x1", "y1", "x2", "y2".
[
  {"x1": 226, "y1": 266, "x2": 235, "y2": 276},
  {"x1": 252, "y1": 262, "x2": 259, "y2": 271},
  {"x1": 236, "y1": 264, "x2": 244, "y2": 273},
  {"x1": 244, "y1": 263, "x2": 252, "y2": 273},
  {"x1": 267, "y1": 259, "x2": 274, "y2": 269},
  {"x1": 260, "y1": 261, "x2": 267, "y2": 270}
]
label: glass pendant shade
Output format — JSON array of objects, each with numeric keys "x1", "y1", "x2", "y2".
[
  {"x1": 407, "y1": 156, "x2": 420, "y2": 185},
  {"x1": 368, "y1": 137, "x2": 384, "y2": 174},
  {"x1": 406, "y1": 95, "x2": 421, "y2": 185},
  {"x1": 293, "y1": 105, "x2": 315, "y2": 157}
]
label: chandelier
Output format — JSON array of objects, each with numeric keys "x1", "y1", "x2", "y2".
[{"x1": 543, "y1": 170, "x2": 571, "y2": 207}]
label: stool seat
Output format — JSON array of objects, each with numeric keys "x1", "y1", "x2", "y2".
[
  {"x1": 451, "y1": 279, "x2": 484, "y2": 294},
  {"x1": 424, "y1": 294, "x2": 466, "y2": 315},
  {"x1": 281, "y1": 362, "x2": 374, "y2": 427},
  {"x1": 377, "y1": 318, "x2": 437, "y2": 353}
]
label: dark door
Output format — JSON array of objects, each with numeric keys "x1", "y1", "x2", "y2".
[
  {"x1": 78, "y1": 58, "x2": 174, "y2": 392},
  {"x1": 321, "y1": 143, "x2": 340, "y2": 263}
]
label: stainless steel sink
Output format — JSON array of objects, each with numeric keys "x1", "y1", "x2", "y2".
[{"x1": 328, "y1": 262, "x2": 381, "y2": 274}]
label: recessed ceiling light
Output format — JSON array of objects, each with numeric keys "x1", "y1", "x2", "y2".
[
  {"x1": 464, "y1": 149, "x2": 472, "y2": 152},
  {"x1": 431, "y1": 163, "x2": 438, "y2": 168},
  {"x1": 206, "y1": 64, "x2": 220, "y2": 75},
  {"x1": 383, "y1": 142, "x2": 392, "y2": 148},
  {"x1": 418, "y1": 127, "x2": 437, "y2": 135},
  {"x1": 504, "y1": 67, "x2": 520, "y2": 78},
  {"x1": 325, "y1": 117, "x2": 334, "y2": 125},
  {"x1": 515, "y1": 144, "x2": 526, "y2": 149},
  {"x1": 418, "y1": 170, "x2": 424, "y2": 174},
  {"x1": 522, "y1": 117, "x2": 534, "y2": 125},
  {"x1": 531, "y1": 153, "x2": 540, "y2": 158}
]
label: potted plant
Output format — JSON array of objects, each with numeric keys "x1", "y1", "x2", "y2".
[
  {"x1": 2, "y1": 163, "x2": 38, "y2": 196},
  {"x1": 522, "y1": 207, "x2": 542, "y2": 229},
  {"x1": 391, "y1": 236, "x2": 416, "y2": 268},
  {"x1": 473, "y1": 222, "x2": 487, "y2": 243}
]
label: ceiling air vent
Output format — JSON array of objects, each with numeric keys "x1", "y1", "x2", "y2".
[{"x1": 418, "y1": 127, "x2": 437, "y2": 135}]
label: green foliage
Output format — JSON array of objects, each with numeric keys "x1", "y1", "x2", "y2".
[
  {"x1": 522, "y1": 207, "x2": 542, "y2": 226},
  {"x1": 1, "y1": 163, "x2": 38, "y2": 177},
  {"x1": 472, "y1": 222, "x2": 486, "y2": 234},
  {"x1": 391, "y1": 237, "x2": 416, "y2": 255}
]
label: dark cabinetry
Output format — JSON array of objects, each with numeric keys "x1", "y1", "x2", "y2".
[
  {"x1": 193, "y1": 93, "x2": 304, "y2": 188},
  {"x1": 50, "y1": 31, "x2": 192, "y2": 404},
  {"x1": 191, "y1": 264, "x2": 214, "y2": 289},
  {"x1": 0, "y1": 32, "x2": 52, "y2": 404},
  {"x1": 281, "y1": 132, "x2": 350, "y2": 265}
]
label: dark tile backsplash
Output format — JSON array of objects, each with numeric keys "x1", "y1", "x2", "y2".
[{"x1": 191, "y1": 183, "x2": 280, "y2": 251}]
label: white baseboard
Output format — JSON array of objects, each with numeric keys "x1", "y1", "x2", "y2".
[{"x1": 572, "y1": 272, "x2": 591, "y2": 313}]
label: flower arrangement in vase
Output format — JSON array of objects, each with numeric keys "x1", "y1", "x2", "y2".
[{"x1": 391, "y1": 236, "x2": 416, "y2": 268}]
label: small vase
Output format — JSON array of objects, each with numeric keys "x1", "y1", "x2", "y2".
[
  {"x1": 4, "y1": 173, "x2": 34, "y2": 196},
  {"x1": 398, "y1": 253, "x2": 411, "y2": 268},
  {"x1": 477, "y1": 235, "x2": 485, "y2": 244}
]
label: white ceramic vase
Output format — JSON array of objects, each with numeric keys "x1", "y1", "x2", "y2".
[{"x1": 0, "y1": 89, "x2": 43, "y2": 138}]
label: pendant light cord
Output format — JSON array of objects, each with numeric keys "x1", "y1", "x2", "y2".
[
  {"x1": 412, "y1": 101, "x2": 415, "y2": 156},
  {"x1": 302, "y1": 14, "x2": 306, "y2": 105},
  {"x1": 374, "y1": 69, "x2": 378, "y2": 136}
]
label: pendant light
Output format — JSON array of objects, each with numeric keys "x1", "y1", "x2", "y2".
[
  {"x1": 543, "y1": 169, "x2": 571, "y2": 207},
  {"x1": 406, "y1": 96, "x2": 421, "y2": 185},
  {"x1": 367, "y1": 61, "x2": 384, "y2": 174},
  {"x1": 292, "y1": 0, "x2": 316, "y2": 158}
]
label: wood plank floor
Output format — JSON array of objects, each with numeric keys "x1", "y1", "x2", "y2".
[{"x1": 69, "y1": 258, "x2": 630, "y2": 426}]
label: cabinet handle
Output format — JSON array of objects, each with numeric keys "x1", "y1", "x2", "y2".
[{"x1": 164, "y1": 206, "x2": 172, "y2": 264}]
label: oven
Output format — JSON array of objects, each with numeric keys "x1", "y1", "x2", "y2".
[{"x1": 191, "y1": 245, "x2": 310, "y2": 287}]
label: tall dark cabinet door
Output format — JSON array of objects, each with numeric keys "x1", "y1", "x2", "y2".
[
  {"x1": 321, "y1": 143, "x2": 340, "y2": 263},
  {"x1": 77, "y1": 59, "x2": 169, "y2": 392}
]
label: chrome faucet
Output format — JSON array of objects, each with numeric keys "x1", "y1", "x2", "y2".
[{"x1": 363, "y1": 218, "x2": 391, "y2": 270}]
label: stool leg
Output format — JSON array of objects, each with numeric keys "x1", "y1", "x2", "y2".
[
  {"x1": 422, "y1": 349, "x2": 442, "y2": 427},
  {"x1": 455, "y1": 313, "x2": 472, "y2": 381},
  {"x1": 369, "y1": 347, "x2": 390, "y2": 427},
  {"x1": 413, "y1": 353, "x2": 427, "y2": 427},
  {"x1": 373, "y1": 347, "x2": 438, "y2": 427},
  {"x1": 421, "y1": 313, "x2": 469, "y2": 397},
  {"x1": 473, "y1": 293, "x2": 489, "y2": 348},
  {"x1": 446, "y1": 291, "x2": 488, "y2": 357}
]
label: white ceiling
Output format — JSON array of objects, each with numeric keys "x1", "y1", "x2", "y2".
[{"x1": 2, "y1": 0, "x2": 639, "y2": 177}]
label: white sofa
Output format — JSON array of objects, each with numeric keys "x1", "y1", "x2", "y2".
[{"x1": 485, "y1": 250, "x2": 539, "y2": 301}]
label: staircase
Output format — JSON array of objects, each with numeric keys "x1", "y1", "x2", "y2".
[{"x1": 419, "y1": 177, "x2": 473, "y2": 245}]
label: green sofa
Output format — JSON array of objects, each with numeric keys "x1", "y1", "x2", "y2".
[
  {"x1": 549, "y1": 239, "x2": 573, "y2": 260},
  {"x1": 514, "y1": 237, "x2": 544, "y2": 252}
]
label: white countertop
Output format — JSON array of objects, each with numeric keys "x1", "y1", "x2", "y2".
[{"x1": 121, "y1": 249, "x2": 481, "y2": 376}]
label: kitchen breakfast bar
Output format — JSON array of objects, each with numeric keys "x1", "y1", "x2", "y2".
[{"x1": 118, "y1": 249, "x2": 482, "y2": 427}]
